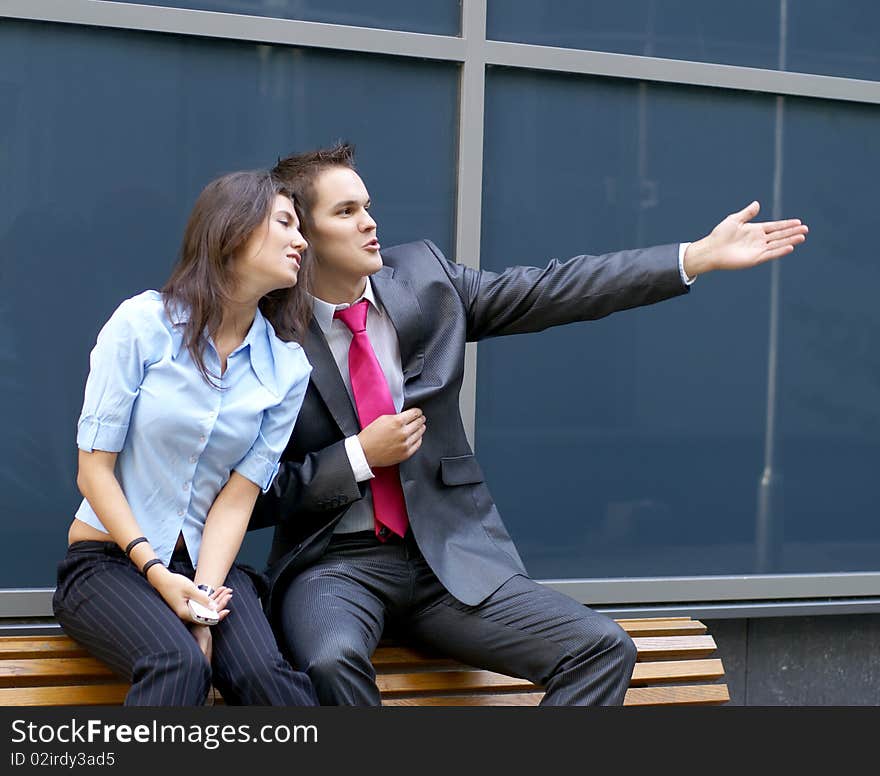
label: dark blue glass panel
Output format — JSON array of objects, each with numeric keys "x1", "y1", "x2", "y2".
[
  {"x1": 112, "y1": 0, "x2": 460, "y2": 35},
  {"x1": 477, "y1": 67, "x2": 880, "y2": 580},
  {"x1": 488, "y1": 0, "x2": 780, "y2": 71},
  {"x1": 787, "y1": 1, "x2": 880, "y2": 82},
  {"x1": 771, "y1": 95, "x2": 880, "y2": 569},
  {"x1": 0, "y1": 19, "x2": 457, "y2": 586},
  {"x1": 490, "y1": 0, "x2": 880, "y2": 81}
]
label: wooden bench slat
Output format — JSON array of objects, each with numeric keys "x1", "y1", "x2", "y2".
[
  {"x1": 631, "y1": 635, "x2": 717, "y2": 660},
  {"x1": 384, "y1": 692, "x2": 543, "y2": 706},
  {"x1": 0, "y1": 621, "x2": 713, "y2": 661},
  {"x1": 0, "y1": 657, "x2": 117, "y2": 687},
  {"x1": 378, "y1": 670, "x2": 535, "y2": 696},
  {"x1": 615, "y1": 620, "x2": 707, "y2": 636},
  {"x1": 377, "y1": 659, "x2": 725, "y2": 694},
  {"x1": 371, "y1": 647, "x2": 458, "y2": 671},
  {"x1": 384, "y1": 684, "x2": 730, "y2": 707},
  {"x1": 372, "y1": 633, "x2": 716, "y2": 670},
  {"x1": 630, "y1": 659, "x2": 724, "y2": 686},
  {"x1": 2, "y1": 683, "x2": 730, "y2": 707},
  {"x1": 624, "y1": 684, "x2": 730, "y2": 706},
  {"x1": 0, "y1": 657, "x2": 726, "y2": 697},
  {"x1": 0, "y1": 637, "x2": 89, "y2": 660},
  {"x1": 0, "y1": 684, "x2": 129, "y2": 706}
]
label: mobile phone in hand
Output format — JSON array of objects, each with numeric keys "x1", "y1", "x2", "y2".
[{"x1": 187, "y1": 598, "x2": 220, "y2": 625}]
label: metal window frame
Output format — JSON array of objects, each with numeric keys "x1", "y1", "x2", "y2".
[{"x1": 3, "y1": 0, "x2": 880, "y2": 619}]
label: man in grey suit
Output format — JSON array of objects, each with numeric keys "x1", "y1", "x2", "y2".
[{"x1": 251, "y1": 143, "x2": 808, "y2": 705}]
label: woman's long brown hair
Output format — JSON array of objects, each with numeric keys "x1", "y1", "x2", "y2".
[{"x1": 161, "y1": 169, "x2": 312, "y2": 386}]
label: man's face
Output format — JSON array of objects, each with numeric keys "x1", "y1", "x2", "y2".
[{"x1": 305, "y1": 167, "x2": 382, "y2": 286}]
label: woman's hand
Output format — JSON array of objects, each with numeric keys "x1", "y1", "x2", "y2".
[
  {"x1": 189, "y1": 623, "x2": 213, "y2": 661},
  {"x1": 184, "y1": 586, "x2": 235, "y2": 662},
  {"x1": 148, "y1": 567, "x2": 221, "y2": 622},
  {"x1": 186, "y1": 587, "x2": 234, "y2": 661},
  {"x1": 208, "y1": 585, "x2": 234, "y2": 618}
]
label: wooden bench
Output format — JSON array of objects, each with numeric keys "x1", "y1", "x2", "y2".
[{"x1": 0, "y1": 617, "x2": 728, "y2": 706}]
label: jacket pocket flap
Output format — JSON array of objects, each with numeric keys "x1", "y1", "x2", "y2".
[{"x1": 440, "y1": 454, "x2": 485, "y2": 486}]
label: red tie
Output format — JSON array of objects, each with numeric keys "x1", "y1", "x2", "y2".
[{"x1": 334, "y1": 300, "x2": 409, "y2": 540}]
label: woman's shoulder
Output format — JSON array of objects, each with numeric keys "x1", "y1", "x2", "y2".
[
  {"x1": 108, "y1": 289, "x2": 165, "y2": 320},
  {"x1": 98, "y1": 290, "x2": 174, "y2": 343}
]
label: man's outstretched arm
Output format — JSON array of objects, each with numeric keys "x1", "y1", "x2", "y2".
[{"x1": 443, "y1": 199, "x2": 808, "y2": 341}]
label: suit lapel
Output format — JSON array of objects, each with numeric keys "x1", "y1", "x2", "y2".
[
  {"x1": 303, "y1": 317, "x2": 360, "y2": 437},
  {"x1": 371, "y1": 266, "x2": 424, "y2": 384}
]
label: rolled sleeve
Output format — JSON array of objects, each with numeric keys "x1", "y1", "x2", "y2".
[
  {"x1": 235, "y1": 358, "x2": 312, "y2": 492},
  {"x1": 76, "y1": 417, "x2": 130, "y2": 452},
  {"x1": 76, "y1": 299, "x2": 152, "y2": 453}
]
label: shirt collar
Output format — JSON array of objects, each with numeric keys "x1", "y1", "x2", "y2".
[
  {"x1": 311, "y1": 277, "x2": 379, "y2": 336},
  {"x1": 169, "y1": 303, "x2": 277, "y2": 394},
  {"x1": 241, "y1": 307, "x2": 277, "y2": 394}
]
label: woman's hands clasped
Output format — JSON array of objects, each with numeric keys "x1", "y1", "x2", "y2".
[{"x1": 148, "y1": 566, "x2": 233, "y2": 625}]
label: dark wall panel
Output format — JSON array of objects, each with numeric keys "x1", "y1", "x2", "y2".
[
  {"x1": 0, "y1": 19, "x2": 457, "y2": 586},
  {"x1": 477, "y1": 66, "x2": 880, "y2": 581}
]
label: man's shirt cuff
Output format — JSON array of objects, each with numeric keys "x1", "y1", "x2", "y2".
[
  {"x1": 679, "y1": 242, "x2": 696, "y2": 286},
  {"x1": 344, "y1": 435, "x2": 375, "y2": 482}
]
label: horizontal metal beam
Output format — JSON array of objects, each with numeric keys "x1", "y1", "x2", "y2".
[
  {"x1": 7, "y1": 571, "x2": 880, "y2": 619},
  {"x1": 0, "y1": 0, "x2": 468, "y2": 61},
  {"x1": 484, "y1": 39, "x2": 880, "y2": 104},
  {"x1": 5, "y1": 1, "x2": 878, "y2": 105},
  {"x1": 542, "y1": 572, "x2": 880, "y2": 605},
  {"x1": 4, "y1": 596, "x2": 880, "y2": 634},
  {"x1": 596, "y1": 598, "x2": 880, "y2": 621}
]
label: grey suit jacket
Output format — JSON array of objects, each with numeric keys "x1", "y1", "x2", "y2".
[{"x1": 251, "y1": 239, "x2": 688, "y2": 619}]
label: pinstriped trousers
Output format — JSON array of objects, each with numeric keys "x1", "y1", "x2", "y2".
[
  {"x1": 279, "y1": 531, "x2": 637, "y2": 706},
  {"x1": 53, "y1": 541, "x2": 317, "y2": 707}
]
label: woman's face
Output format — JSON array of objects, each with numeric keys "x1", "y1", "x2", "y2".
[{"x1": 233, "y1": 194, "x2": 308, "y2": 297}]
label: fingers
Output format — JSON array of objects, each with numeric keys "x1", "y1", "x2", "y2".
[
  {"x1": 765, "y1": 232, "x2": 807, "y2": 253},
  {"x1": 762, "y1": 224, "x2": 808, "y2": 242},
  {"x1": 758, "y1": 244, "x2": 796, "y2": 262},
  {"x1": 187, "y1": 583, "x2": 214, "y2": 609},
  {"x1": 402, "y1": 412, "x2": 426, "y2": 433},
  {"x1": 761, "y1": 219, "x2": 807, "y2": 235},
  {"x1": 399, "y1": 407, "x2": 423, "y2": 423},
  {"x1": 736, "y1": 200, "x2": 760, "y2": 223},
  {"x1": 405, "y1": 424, "x2": 425, "y2": 453},
  {"x1": 210, "y1": 585, "x2": 233, "y2": 602},
  {"x1": 213, "y1": 589, "x2": 233, "y2": 611}
]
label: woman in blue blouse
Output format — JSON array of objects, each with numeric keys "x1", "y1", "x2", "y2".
[{"x1": 53, "y1": 169, "x2": 318, "y2": 706}]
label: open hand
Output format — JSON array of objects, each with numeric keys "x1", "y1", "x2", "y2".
[{"x1": 683, "y1": 201, "x2": 808, "y2": 277}]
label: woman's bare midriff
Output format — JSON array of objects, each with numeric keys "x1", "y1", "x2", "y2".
[{"x1": 68, "y1": 519, "x2": 186, "y2": 551}]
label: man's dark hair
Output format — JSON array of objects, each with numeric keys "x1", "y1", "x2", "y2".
[{"x1": 272, "y1": 142, "x2": 356, "y2": 230}]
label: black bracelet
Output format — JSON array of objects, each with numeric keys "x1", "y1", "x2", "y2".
[
  {"x1": 124, "y1": 536, "x2": 148, "y2": 557},
  {"x1": 141, "y1": 558, "x2": 164, "y2": 579},
  {"x1": 197, "y1": 584, "x2": 216, "y2": 596}
]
